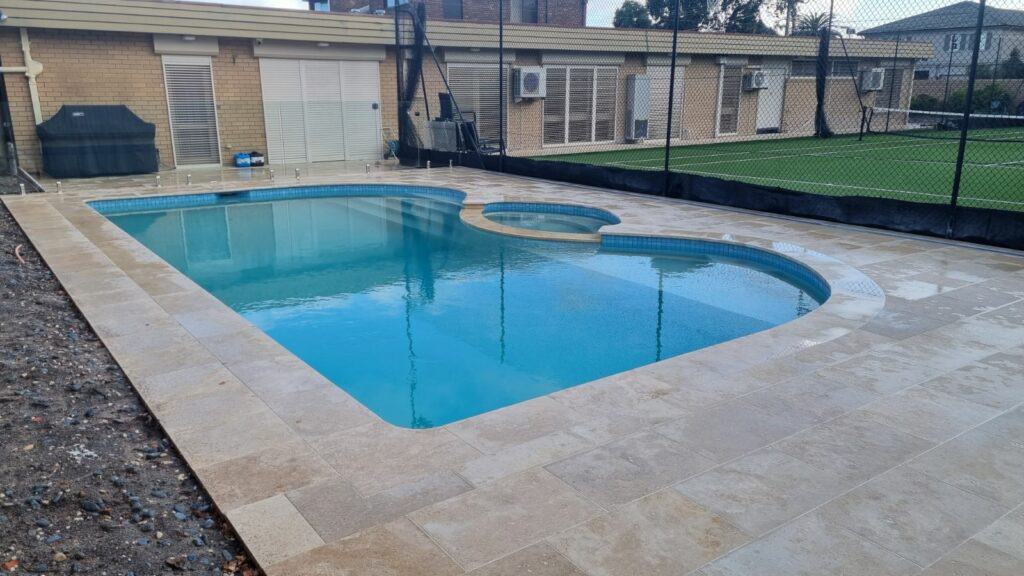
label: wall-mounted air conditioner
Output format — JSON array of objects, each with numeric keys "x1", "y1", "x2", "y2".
[
  {"x1": 625, "y1": 74, "x2": 651, "y2": 142},
  {"x1": 860, "y1": 68, "x2": 885, "y2": 92},
  {"x1": 743, "y1": 70, "x2": 769, "y2": 91},
  {"x1": 513, "y1": 67, "x2": 546, "y2": 99}
]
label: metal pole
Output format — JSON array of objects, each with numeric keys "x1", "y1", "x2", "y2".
[
  {"x1": 662, "y1": 0, "x2": 681, "y2": 197},
  {"x1": 885, "y1": 34, "x2": 900, "y2": 132},
  {"x1": 498, "y1": 0, "x2": 505, "y2": 172},
  {"x1": 991, "y1": 36, "x2": 1003, "y2": 97},
  {"x1": 947, "y1": 0, "x2": 988, "y2": 238},
  {"x1": 941, "y1": 48, "x2": 955, "y2": 112}
]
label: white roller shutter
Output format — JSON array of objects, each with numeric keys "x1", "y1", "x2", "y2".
[
  {"x1": 163, "y1": 55, "x2": 221, "y2": 166},
  {"x1": 447, "y1": 64, "x2": 507, "y2": 144},
  {"x1": 301, "y1": 60, "x2": 346, "y2": 162},
  {"x1": 341, "y1": 60, "x2": 382, "y2": 160},
  {"x1": 260, "y1": 59, "x2": 308, "y2": 164},
  {"x1": 260, "y1": 58, "x2": 380, "y2": 164},
  {"x1": 543, "y1": 67, "x2": 567, "y2": 145},
  {"x1": 568, "y1": 67, "x2": 594, "y2": 143},
  {"x1": 595, "y1": 68, "x2": 617, "y2": 142}
]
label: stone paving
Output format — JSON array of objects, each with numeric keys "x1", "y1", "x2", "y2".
[{"x1": 4, "y1": 163, "x2": 1024, "y2": 576}]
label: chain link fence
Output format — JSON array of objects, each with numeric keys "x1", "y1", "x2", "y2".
[{"x1": 394, "y1": 0, "x2": 1024, "y2": 250}]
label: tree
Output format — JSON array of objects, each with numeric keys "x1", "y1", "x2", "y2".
[
  {"x1": 646, "y1": 0, "x2": 710, "y2": 30},
  {"x1": 794, "y1": 11, "x2": 829, "y2": 36},
  {"x1": 613, "y1": 0, "x2": 653, "y2": 28},
  {"x1": 613, "y1": 0, "x2": 774, "y2": 33},
  {"x1": 774, "y1": 0, "x2": 806, "y2": 35},
  {"x1": 1001, "y1": 48, "x2": 1024, "y2": 79},
  {"x1": 720, "y1": 0, "x2": 776, "y2": 34}
]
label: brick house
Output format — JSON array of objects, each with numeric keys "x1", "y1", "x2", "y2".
[
  {"x1": 0, "y1": 0, "x2": 928, "y2": 177},
  {"x1": 314, "y1": 0, "x2": 587, "y2": 27}
]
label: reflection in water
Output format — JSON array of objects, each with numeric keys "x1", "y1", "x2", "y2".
[{"x1": 108, "y1": 196, "x2": 823, "y2": 428}]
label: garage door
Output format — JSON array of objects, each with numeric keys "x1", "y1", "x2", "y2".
[{"x1": 260, "y1": 59, "x2": 381, "y2": 164}]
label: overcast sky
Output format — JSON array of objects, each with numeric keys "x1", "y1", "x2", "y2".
[{"x1": 188, "y1": 0, "x2": 1016, "y2": 33}]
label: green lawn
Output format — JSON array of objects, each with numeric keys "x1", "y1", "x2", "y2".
[{"x1": 537, "y1": 130, "x2": 1024, "y2": 211}]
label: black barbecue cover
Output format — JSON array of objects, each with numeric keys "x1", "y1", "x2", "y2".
[{"x1": 37, "y1": 105, "x2": 159, "y2": 178}]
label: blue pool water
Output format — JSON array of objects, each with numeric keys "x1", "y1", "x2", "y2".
[
  {"x1": 483, "y1": 202, "x2": 619, "y2": 234},
  {"x1": 95, "y1": 185, "x2": 828, "y2": 428}
]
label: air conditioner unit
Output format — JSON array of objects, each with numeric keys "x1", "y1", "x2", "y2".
[
  {"x1": 860, "y1": 68, "x2": 885, "y2": 92},
  {"x1": 625, "y1": 74, "x2": 651, "y2": 142},
  {"x1": 513, "y1": 67, "x2": 546, "y2": 99},
  {"x1": 743, "y1": 70, "x2": 769, "y2": 91}
]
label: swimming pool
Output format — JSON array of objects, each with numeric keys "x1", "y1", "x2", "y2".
[{"x1": 93, "y1": 185, "x2": 828, "y2": 428}]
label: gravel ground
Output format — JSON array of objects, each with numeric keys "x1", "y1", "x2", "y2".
[{"x1": 0, "y1": 195, "x2": 260, "y2": 575}]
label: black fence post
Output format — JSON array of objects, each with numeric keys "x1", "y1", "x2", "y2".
[
  {"x1": 662, "y1": 0, "x2": 681, "y2": 197},
  {"x1": 814, "y1": 0, "x2": 836, "y2": 138},
  {"x1": 498, "y1": 0, "x2": 505, "y2": 172},
  {"x1": 947, "y1": 0, "x2": 988, "y2": 238}
]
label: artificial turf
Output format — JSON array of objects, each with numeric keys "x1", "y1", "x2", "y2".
[{"x1": 537, "y1": 130, "x2": 1024, "y2": 211}]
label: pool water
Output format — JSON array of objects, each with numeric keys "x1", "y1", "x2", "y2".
[
  {"x1": 98, "y1": 186, "x2": 826, "y2": 428},
  {"x1": 482, "y1": 203, "x2": 618, "y2": 234}
]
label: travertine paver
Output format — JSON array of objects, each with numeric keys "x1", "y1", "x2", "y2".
[{"x1": 5, "y1": 164, "x2": 1024, "y2": 575}]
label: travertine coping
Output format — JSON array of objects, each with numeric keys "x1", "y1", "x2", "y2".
[{"x1": 5, "y1": 166, "x2": 1024, "y2": 576}]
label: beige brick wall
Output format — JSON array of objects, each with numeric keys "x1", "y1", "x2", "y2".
[
  {"x1": 681, "y1": 58, "x2": 721, "y2": 141},
  {"x1": 212, "y1": 38, "x2": 267, "y2": 166},
  {"x1": 781, "y1": 77, "x2": 817, "y2": 135},
  {"x1": 507, "y1": 51, "x2": 542, "y2": 152},
  {"x1": 1, "y1": 28, "x2": 175, "y2": 175}
]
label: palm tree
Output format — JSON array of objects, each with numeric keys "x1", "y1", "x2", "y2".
[
  {"x1": 794, "y1": 11, "x2": 829, "y2": 36},
  {"x1": 776, "y1": 0, "x2": 806, "y2": 35}
]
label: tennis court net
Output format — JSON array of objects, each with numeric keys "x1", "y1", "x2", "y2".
[{"x1": 864, "y1": 107, "x2": 1024, "y2": 143}]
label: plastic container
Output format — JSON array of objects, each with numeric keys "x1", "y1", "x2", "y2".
[{"x1": 234, "y1": 152, "x2": 252, "y2": 168}]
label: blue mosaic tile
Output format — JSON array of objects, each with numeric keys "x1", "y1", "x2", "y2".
[
  {"x1": 602, "y1": 235, "x2": 831, "y2": 302},
  {"x1": 89, "y1": 185, "x2": 466, "y2": 216}
]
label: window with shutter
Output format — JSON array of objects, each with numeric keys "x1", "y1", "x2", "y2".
[
  {"x1": 543, "y1": 66, "x2": 619, "y2": 145},
  {"x1": 594, "y1": 68, "x2": 618, "y2": 142},
  {"x1": 568, "y1": 68, "x2": 595, "y2": 143},
  {"x1": 544, "y1": 67, "x2": 567, "y2": 145},
  {"x1": 163, "y1": 56, "x2": 221, "y2": 166},
  {"x1": 717, "y1": 65, "x2": 743, "y2": 135},
  {"x1": 447, "y1": 64, "x2": 508, "y2": 144}
]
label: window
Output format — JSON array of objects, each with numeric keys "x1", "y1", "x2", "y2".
[
  {"x1": 447, "y1": 64, "x2": 508, "y2": 143},
  {"x1": 311, "y1": 1, "x2": 330, "y2": 11},
  {"x1": 945, "y1": 32, "x2": 991, "y2": 52},
  {"x1": 716, "y1": 65, "x2": 743, "y2": 135},
  {"x1": 914, "y1": 69, "x2": 930, "y2": 80},
  {"x1": 830, "y1": 59, "x2": 860, "y2": 78},
  {"x1": 543, "y1": 66, "x2": 618, "y2": 145},
  {"x1": 511, "y1": 0, "x2": 539, "y2": 23},
  {"x1": 163, "y1": 55, "x2": 221, "y2": 166},
  {"x1": 792, "y1": 59, "x2": 860, "y2": 78},
  {"x1": 791, "y1": 60, "x2": 816, "y2": 77},
  {"x1": 442, "y1": 0, "x2": 463, "y2": 20}
]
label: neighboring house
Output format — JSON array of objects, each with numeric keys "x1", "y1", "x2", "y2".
[
  {"x1": 0, "y1": 0, "x2": 927, "y2": 176},
  {"x1": 311, "y1": 0, "x2": 588, "y2": 27},
  {"x1": 861, "y1": 1, "x2": 1024, "y2": 79}
]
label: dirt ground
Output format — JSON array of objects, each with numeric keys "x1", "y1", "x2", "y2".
[{"x1": 0, "y1": 190, "x2": 260, "y2": 575}]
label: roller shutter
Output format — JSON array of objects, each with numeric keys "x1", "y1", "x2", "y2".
[{"x1": 163, "y1": 55, "x2": 221, "y2": 166}]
